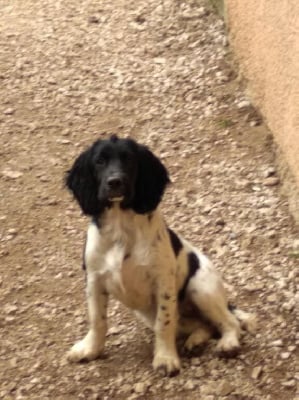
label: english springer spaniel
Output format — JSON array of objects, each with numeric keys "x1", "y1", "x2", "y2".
[{"x1": 65, "y1": 134, "x2": 255, "y2": 376}]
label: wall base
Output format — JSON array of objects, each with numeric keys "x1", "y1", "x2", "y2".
[{"x1": 276, "y1": 148, "x2": 299, "y2": 225}]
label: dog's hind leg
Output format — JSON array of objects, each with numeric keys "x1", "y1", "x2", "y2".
[
  {"x1": 179, "y1": 317, "x2": 213, "y2": 351},
  {"x1": 186, "y1": 255, "x2": 241, "y2": 355}
]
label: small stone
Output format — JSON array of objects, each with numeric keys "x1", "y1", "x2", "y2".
[
  {"x1": 281, "y1": 379, "x2": 296, "y2": 388},
  {"x1": 2, "y1": 169, "x2": 23, "y2": 179},
  {"x1": 109, "y1": 326, "x2": 122, "y2": 335},
  {"x1": 3, "y1": 108, "x2": 15, "y2": 115},
  {"x1": 5, "y1": 315, "x2": 16, "y2": 322},
  {"x1": 47, "y1": 77, "x2": 57, "y2": 84},
  {"x1": 264, "y1": 167, "x2": 276, "y2": 178},
  {"x1": 267, "y1": 294, "x2": 278, "y2": 303},
  {"x1": 134, "y1": 15, "x2": 146, "y2": 24},
  {"x1": 292, "y1": 239, "x2": 299, "y2": 251},
  {"x1": 252, "y1": 184, "x2": 262, "y2": 192},
  {"x1": 8, "y1": 382, "x2": 17, "y2": 392},
  {"x1": 263, "y1": 177, "x2": 280, "y2": 187},
  {"x1": 200, "y1": 385, "x2": 213, "y2": 397},
  {"x1": 121, "y1": 384, "x2": 132, "y2": 394},
  {"x1": 153, "y1": 57, "x2": 166, "y2": 64},
  {"x1": 288, "y1": 345, "x2": 296, "y2": 352},
  {"x1": 244, "y1": 283, "x2": 264, "y2": 292},
  {"x1": 130, "y1": 21, "x2": 145, "y2": 31},
  {"x1": 39, "y1": 176, "x2": 50, "y2": 182},
  {"x1": 281, "y1": 352, "x2": 290, "y2": 360},
  {"x1": 47, "y1": 199, "x2": 58, "y2": 206},
  {"x1": 115, "y1": 32, "x2": 124, "y2": 40},
  {"x1": 267, "y1": 230, "x2": 277, "y2": 239},
  {"x1": 133, "y1": 382, "x2": 148, "y2": 394},
  {"x1": 191, "y1": 357, "x2": 202, "y2": 366},
  {"x1": 217, "y1": 381, "x2": 234, "y2": 396},
  {"x1": 251, "y1": 366, "x2": 263, "y2": 379},
  {"x1": 4, "y1": 304, "x2": 18, "y2": 314},
  {"x1": 88, "y1": 16, "x2": 99, "y2": 24},
  {"x1": 57, "y1": 139, "x2": 70, "y2": 144},
  {"x1": 215, "y1": 218, "x2": 225, "y2": 226},
  {"x1": 9, "y1": 357, "x2": 18, "y2": 368},
  {"x1": 184, "y1": 379, "x2": 196, "y2": 390},
  {"x1": 282, "y1": 300, "x2": 295, "y2": 311},
  {"x1": 237, "y1": 100, "x2": 251, "y2": 109},
  {"x1": 194, "y1": 368, "x2": 205, "y2": 378},
  {"x1": 270, "y1": 339, "x2": 283, "y2": 347}
]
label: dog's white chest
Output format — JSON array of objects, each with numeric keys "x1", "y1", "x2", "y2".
[
  {"x1": 85, "y1": 209, "x2": 155, "y2": 310},
  {"x1": 105, "y1": 254, "x2": 154, "y2": 310}
]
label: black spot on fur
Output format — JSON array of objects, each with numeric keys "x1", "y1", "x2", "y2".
[
  {"x1": 164, "y1": 320, "x2": 170, "y2": 326},
  {"x1": 124, "y1": 253, "x2": 130, "y2": 260},
  {"x1": 167, "y1": 228, "x2": 183, "y2": 257},
  {"x1": 163, "y1": 293, "x2": 170, "y2": 300},
  {"x1": 188, "y1": 252, "x2": 200, "y2": 276},
  {"x1": 178, "y1": 252, "x2": 200, "y2": 302},
  {"x1": 160, "y1": 305, "x2": 167, "y2": 311}
]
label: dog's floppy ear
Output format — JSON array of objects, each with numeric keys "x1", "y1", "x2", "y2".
[
  {"x1": 66, "y1": 143, "x2": 100, "y2": 216},
  {"x1": 132, "y1": 145, "x2": 170, "y2": 214}
]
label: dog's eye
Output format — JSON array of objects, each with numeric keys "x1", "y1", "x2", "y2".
[{"x1": 96, "y1": 157, "x2": 106, "y2": 166}]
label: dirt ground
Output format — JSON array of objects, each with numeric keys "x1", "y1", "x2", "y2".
[{"x1": 0, "y1": 1, "x2": 298, "y2": 399}]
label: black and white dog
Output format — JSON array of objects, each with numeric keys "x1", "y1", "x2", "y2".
[{"x1": 66, "y1": 135, "x2": 255, "y2": 376}]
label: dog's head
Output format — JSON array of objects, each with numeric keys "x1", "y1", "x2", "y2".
[{"x1": 66, "y1": 135, "x2": 170, "y2": 216}]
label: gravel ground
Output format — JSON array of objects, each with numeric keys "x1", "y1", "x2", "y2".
[{"x1": 0, "y1": 1, "x2": 298, "y2": 399}]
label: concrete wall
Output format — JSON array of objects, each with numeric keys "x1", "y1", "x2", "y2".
[{"x1": 224, "y1": 0, "x2": 299, "y2": 220}]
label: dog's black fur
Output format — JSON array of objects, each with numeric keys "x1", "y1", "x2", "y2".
[{"x1": 66, "y1": 135, "x2": 170, "y2": 216}]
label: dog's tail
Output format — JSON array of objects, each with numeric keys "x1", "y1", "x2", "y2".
[{"x1": 228, "y1": 303, "x2": 257, "y2": 333}]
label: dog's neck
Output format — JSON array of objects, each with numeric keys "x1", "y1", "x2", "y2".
[
  {"x1": 94, "y1": 203, "x2": 134, "y2": 229},
  {"x1": 92, "y1": 203, "x2": 162, "y2": 247}
]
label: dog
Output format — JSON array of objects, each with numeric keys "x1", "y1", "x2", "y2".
[{"x1": 65, "y1": 134, "x2": 255, "y2": 376}]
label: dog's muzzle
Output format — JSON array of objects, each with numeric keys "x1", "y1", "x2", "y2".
[{"x1": 106, "y1": 175, "x2": 125, "y2": 201}]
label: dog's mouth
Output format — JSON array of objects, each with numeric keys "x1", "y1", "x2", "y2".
[{"x1": 109, "y1": 196, "x2": 124, "y2": 202}]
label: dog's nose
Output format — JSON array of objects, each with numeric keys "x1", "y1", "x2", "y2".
[{"x1": 107, "y1": 176, "x2": 123, "y2": 190}]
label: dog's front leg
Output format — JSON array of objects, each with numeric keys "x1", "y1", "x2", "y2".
[
  {"x1": 67, "y1": 272, "x2": 108, "y2": 362},
  {"x1": 152, "y1": 254, "x2": 180, "y2": 376}
]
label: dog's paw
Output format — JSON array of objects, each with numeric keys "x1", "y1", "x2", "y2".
[
  {"x1": 153, "y1": 353, "x2": 181, "y2": 377},
  {"x1": 184, "y1": 329, "x2": 211, "y2": 351},
  {"x1": 67, "y1": 332, "x2": 104, "y2": 363},
  {"x1": 216, "y1": 334, "x2": 240, "y2": 357}
]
